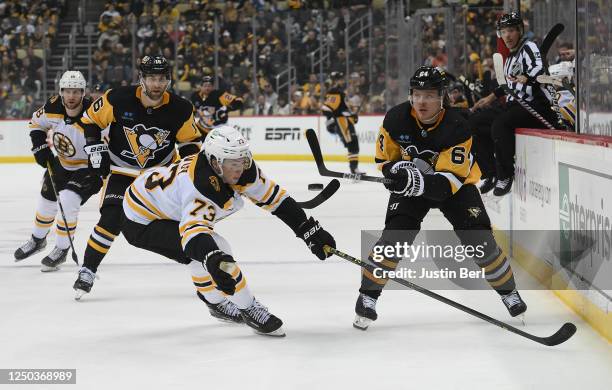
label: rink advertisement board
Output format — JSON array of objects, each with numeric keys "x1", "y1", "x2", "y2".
[
  {"x1": 509, "y1": 129, "x2": 612, "y2": 341},
  {"x1": 0, "y1": 116, "x2": 384, "y2": 163}
]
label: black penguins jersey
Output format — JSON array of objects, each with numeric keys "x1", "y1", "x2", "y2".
[
  {"x1": 376, "y1": 102, "x2": 481, "y2": 195},
  {"x1": 80, "y1": 85, "x2": 201, "y2": 170},
  {"x1": 322, "y1": 87, "x2": 355, "y2": 122},
  {"x1": 191, "y1": 89, "x2": 243, "y2": 132},
  {"x1": 29, "y1": 95, "x2": 93, "y2": 170}
]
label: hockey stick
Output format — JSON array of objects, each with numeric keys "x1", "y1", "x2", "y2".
[
  {"x1": 492, "y1": 53, "x2": 556, "y2": 130},
  {"x1": 305, "y1": 129, "x2": 393, "y2": 184},
  {"x1": 539, "y1": 23, "x2": 570, "y2": 129},
  {"x1": 324, "y1": 245, "x2": 577, "y2": 346},
  {"x1": 540, "y1": 23, "x2": 564, "y2": 60},
  {"x1": 46, "y1": 161, "x2": 79, "y2": 265},
  {"x1": 296, "y1": 179, "x2": 340, "y2": 209}
]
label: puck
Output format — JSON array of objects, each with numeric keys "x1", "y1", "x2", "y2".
[{"x1": 308, "y1": 183, "x2": 324, "y2": 191}]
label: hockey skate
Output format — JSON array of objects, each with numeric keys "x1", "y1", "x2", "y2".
[
  {"x1": 40, "y1": 247, "x2": 68, "y2": 272},
  {"x1": 240, "y1": 298, "x2": 285, "y2": 337},
  {"x1": 501, "y1": 290, "x2": 527, "y2": 323},
  {"x1": 14, "y1": 235, "x2": 47, "y2": 261},
  {"x1": 353, "y1": 293, "x2": 378, "y2": 330},
  {"x1": 73, "y1": 267, "x2": 97, "y2": 300},
  {"x1": 197, "y1": 292, "x2": 243, "y2": 324},
  {"x1": 493, "y1": 176, "x2": 513, "y2": 196}
]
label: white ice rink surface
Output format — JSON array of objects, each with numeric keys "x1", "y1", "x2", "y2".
[{"x1": 1, "y1": 161, "x2": 611, "y2": 390}]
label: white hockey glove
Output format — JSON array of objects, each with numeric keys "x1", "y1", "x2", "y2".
[
  {"x1": 382, "y1": 161, "x2": 425, "y2": 197},
  {"x1": 84, "y1": 142, "x2": 110, "y2": 177}
]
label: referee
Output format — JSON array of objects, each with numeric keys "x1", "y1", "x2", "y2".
[{"x1": 470, "y1": 12, "x2": 556, "y2": 196}]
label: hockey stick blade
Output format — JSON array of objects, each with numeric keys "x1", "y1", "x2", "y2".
[
  {"x1": 492, "y1": 53, "x2": 556, "y2": 129},
  {"x1": 540, "y1": 23, "x2": 564, "y2": 59},
  {"x1": 305, "y1": 129, "x2": 393, "y2": 184},
  {"x1": 297, "y1": 179, "x2": 340, "y2": 209},
  {"x1": 325, "y1": 245, "x2": 577, "y2": 346}
]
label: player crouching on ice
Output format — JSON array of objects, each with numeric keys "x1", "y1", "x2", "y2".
[
  {"x1": 120, "y1": 126, "x2": 335, "y2": 337},
  {"x1": 353, "y1": 66, "x2": 527, "y2": 330}
]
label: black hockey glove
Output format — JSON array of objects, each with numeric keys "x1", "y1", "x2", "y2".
[
  {"x1": 84, "y1": 141, "x2": 110, "y2": 178},
  {"x1": 325, "y1": 118, "x2": 338, "y2": 134},
  {"x1": 297, "y1": 217, "x2": 336, "y2": 260},
  {"x1": 32, "y1": 143, "x2": 54, "y2": 169},
  {"x1": 382, "y1": 161, "x2": 425, "y2": 197},
  {"x1": 205, "y1": 250, "x2": 237, "y2": 295}
]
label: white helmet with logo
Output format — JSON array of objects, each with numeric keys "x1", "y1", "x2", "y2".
[
  {"x1": 59, "y1": 70, "x2": 87, "y2": 91},
  {"x1": 203, "y1": 125, "x2": 252, "y2": 174}
]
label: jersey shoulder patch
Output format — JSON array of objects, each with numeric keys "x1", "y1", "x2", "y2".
[
  {"x1": 43, "y1": 95, "x2": 65, "y2": 115},
  {"x1": 192, "y1": 156, "x2": 233, "y2": 208}
]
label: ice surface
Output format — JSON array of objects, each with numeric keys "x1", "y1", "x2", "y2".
[{"x1": 1, "y1": 162, "x2": 610, "y2": 390}]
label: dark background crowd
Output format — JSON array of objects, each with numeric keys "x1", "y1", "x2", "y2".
[{"x1": 0, "y1": 0, "x2": 589, "y2": 118}]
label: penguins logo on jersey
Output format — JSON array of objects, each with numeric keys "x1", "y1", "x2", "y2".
[
  {"x1": 400, "y1": 145, "x2": 439, "y2": 166},
  {"x1": 121, "y1": 124, "x2": 171, "y2": 168},
  {"x1": 53, "y1": 132, "x2": 76, "y2": 157}
]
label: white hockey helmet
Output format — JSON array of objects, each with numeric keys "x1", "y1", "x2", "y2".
[
  {"x1": 203, "y1": 125, "x2": 252, "y2": 174},
  {"x1": 59, "y1": 70, "x2": 86, "y2": 91}
]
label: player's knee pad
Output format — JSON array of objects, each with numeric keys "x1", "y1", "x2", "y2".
[
  {"x1": 66, "y1": 171, "x2": 103, "y2": 205},
  {"x1": 98, "y1": 205, "x2": 122, "y2": 235}
]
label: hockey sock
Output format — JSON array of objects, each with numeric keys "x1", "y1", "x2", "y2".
[
  {"x1": 190, "y1": 260, "x2": 225, "y2": 304},
  {"x1": 349, "y1": 155, "x2": 359, "y2": 172},
  {"x1": 359, "y1": 252, "x2": 400, "y2": 299},
  {"x1": 32, "y1": 196, "x2": 57, "y2": 239},
  {"x1": 55, "y1": 190, "x2": 81, "y2": 249},
  {"x1": 83, "y1": 225, "x2": 117, "y2": 273},
  {"x1": 474, "y1": 246, "x2": 516, "y2": 295}
]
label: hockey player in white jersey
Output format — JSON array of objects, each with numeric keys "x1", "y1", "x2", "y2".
[
  {"x1": 120, "y1": 126, "x2": 336, "y2": 336},
  {"x1": 14, "y1": 71, "x2": 103, "y2": 271}
]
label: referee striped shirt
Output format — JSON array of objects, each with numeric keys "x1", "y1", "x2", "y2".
[{"x1": 496, "y1": 39, "x2": 549, "y2": 103}]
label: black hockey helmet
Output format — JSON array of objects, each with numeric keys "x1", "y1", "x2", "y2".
[
  {"x1": 496, "y1": 12, "x2": 524, "y2": 33},
  {"x1": 202, "y1": 75, "x2": 214, "y2": 85},
  {"x1": 139, "y1": 55, "x2": 171, "y2": 78},
  {"x1": 409, "y1": 66, "x2": 448, "y2": 93}
]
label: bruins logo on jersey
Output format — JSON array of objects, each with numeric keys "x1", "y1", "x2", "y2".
[
  {"x1": 400, "y1": 145, "x2": 439, "y2": 166},
  {"x1": 209, "y1": 176, "x2": 220, "y2": 192},
  {"x1": 121, "y1": 124, "x2": 171, "y2": 168},
  {"x1": 53, "y1": 132, "x2": 76, "y2": 157}
]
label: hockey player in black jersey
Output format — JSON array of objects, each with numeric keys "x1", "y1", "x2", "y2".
[
  {"x1": 190, "y1": 75, "x2": 243, "y2": 137},
  {"x1": 73, "y1": 55, "x2": 202, "y2": 299},
  {"x1": 14, "y1": 71, "x2": 102, "y2": 271},
  {"x1": 353, "y1": 66, "x2": 527, "y2": 330},
  {"x1": 322, "y1": 71, "x2": 361, "y2": 174}
]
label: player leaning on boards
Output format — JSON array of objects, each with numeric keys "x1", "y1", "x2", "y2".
[
  {"x1": 73, "y1": 55, "x2": 202, "y2": 299},
  {"x1": 471, "y1": 12, "x2": 556, "y2": 196},
  {"x1": 14, "y1": 71, "x2": 103, "y2": 271},
  {"x1": 191, "y1": 75, "x2": 244, "y2": 138},
  {"x1": 353, "y1": 66, "x2": 527, "y2": 330},
  {"x1": 322, "y1": 71, "x2": 362, "y2": 175},
  {"x1": 121, "y1": 126, "x2": 336, "y2": 336}
]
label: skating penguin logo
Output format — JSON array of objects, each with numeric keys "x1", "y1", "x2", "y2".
[
  {"x1": 121, "y1": 124, "x2": 171, "y2": 168},
  {"x1": 400, "y1": 145, "x2": 439, "y2": 167}
]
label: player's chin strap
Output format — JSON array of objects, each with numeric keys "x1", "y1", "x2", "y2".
[{"x1": 139, "y1": 74, "x2": 172, "y2": 99}]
